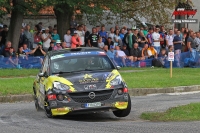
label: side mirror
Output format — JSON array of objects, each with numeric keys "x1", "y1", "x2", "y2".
[
  {"x1": 116, "y1": 66, "x2": 121, "y2": 70},
  {"x1": 38, "y1": 72, "x2": 44, "y2": 77}
]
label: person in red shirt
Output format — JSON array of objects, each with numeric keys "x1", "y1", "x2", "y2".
[{"x1": 71, "y1": 33, "x2": 82, "y2": 48}]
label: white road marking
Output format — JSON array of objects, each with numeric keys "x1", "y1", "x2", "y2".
[{"x1": 147, "y1": 91, "x2": 200, "y2": 96}]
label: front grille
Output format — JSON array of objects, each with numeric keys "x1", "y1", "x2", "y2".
[{"x1": 68, "y1": 89, "x2": 114, "y2": 103}]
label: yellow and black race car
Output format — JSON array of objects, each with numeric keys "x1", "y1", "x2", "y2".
[{"x1": 33, "y1": 47, "x2": 131, "y2": 118}]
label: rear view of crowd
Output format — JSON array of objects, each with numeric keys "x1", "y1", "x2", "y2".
[{"x1": 0, "y1": 15, "x2": 199, "y2": 68}]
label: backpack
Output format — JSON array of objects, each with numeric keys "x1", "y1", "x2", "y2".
[{"x1": 152, "y1": 58, "x2": 163, "y2": 67}]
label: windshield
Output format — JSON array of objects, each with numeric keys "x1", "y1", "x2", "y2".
[{"x1": 50, "y1": 55, "x2": 115, "y2": 74}]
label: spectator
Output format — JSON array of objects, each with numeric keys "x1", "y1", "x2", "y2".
[
  {"x1": 115, "y1": 45, "x2": 127, "y2": 67},
  {"x1": 17, "y1": 46, "x2": 26, "y2": 57},
  {"x1": 88, "y1": 27, "x2": 99, "y2": 47},
  {"x1": 41, "y1": 27, "x2": 51, "y2": 52},
  {"x1": 115, "y1": 25, "x2": 120, "y2": 31},
  {"x1": 123, "y1": 29, "x2": 131, "y2": 50},
  {"x1": 114, "y1": 29, "x2": 122, "y2": 47},
  {"x1": 74, "y1": 25, "x2": 85, "y2": 46},
  {"x1": 138, "y1": 31, "x2": 148, "y2": 49},
  {"x1": 143, "y1": 26, "x2": 148, "y2": 36},
  {"x1": 173, "y1": 30, "x2": 183, "y2": 67},
  {"x1": 61, "y1": 42, "x2": 67, "y2": 49},
  {"x1": 119, "y1": 28, "x2": 125, "y2": 42},
  {"x1": 0, "y1": 25, "x2": 8, "y2": 46},
  {"x1": 187, "y1": 32, "x2": 197, "y2": 60},
  {"x1": 104, "y1": 37, "x2": 114, "y2": 49},
  {"x1": 141, "y1": 43, "x2": 149, "y2": 60},
  {"x1": 27, "y1": 42, "x2": 46, "y2": 56},
  {"x1": 158, "y1": 48, "x2": 167, "y2": 66},
  {"x1": 19, "y1": 28, "x2": 25, "y2": 47},
  {"x1": 96, "y1": 26, "x2": 100, "y2": 34},
  {"x1": 147, "y1": 44, "x2": 157, "y2": 59},
  {"x1": 5, "y1": 47, "x2": 18, "y2": 67},
  {"x1": 48, "y1": 42, "x2": 54, "y2": 51},
  {"x1": 64, "y1": 29, "x2": 72, "y2": 48},
  {"x1": 195, "y1": 32, "x2": 200, "y2": 54},
  {"x1": 48, "y1": 26, "x2": 53, "y2": 34},
  {"x1": 159, "y1": 26, "x2": 166, "y2": 48},
  {"x1": 166, "y1": 29, "x2": 174, "y2": 47},
  {"x1": 98, "y1": 37, "x2": 104, "y2": 49},
  {"x1": 53, "y1": 40, "x2": 62, "y2": 50},
  {"x1": 121, "y1": 45, "x2": 130, "y2": 56},
  {"x1": 103, "y1": 45, "x2": 116, "y2": 64},
  {"x1": 147, "y1": 27, "x2": 154, "y2": 47},
  {"x1": 70, "y1": 15, "x2": 78, "y2": 34},
  {"x1": 22, "y1": 43, "x2": 31, "y2": 54},
  {"x1": 3, "y1": 41, "x2": 12, "y2": 56},
  {"x1": 108, "y1": 27, "x2": 115, "y2": 42},
  {"x1": 130, "y1": 43, "x2": 142, "y2": 62},
  {"x1": 84, "y1": 25, "x2": 90, "y2": 47},
  {"x1": 98, "y1": 25, "x2": 107, "y2": 43},
  {"x1": 152, "y1": 27, "x2": 161, "y2": 54},
  {"x1": 33, "y1": 25, "x2": 42, "y2": 48},
  {"x1": 51, "y1": 28, "x2": 60, "y2": 45},
  {"x1": 24, "y1": 24, "x2": 34, "y2": 49},
  {"x1": 173, "y1": 28, "x2": 178, "y2": 37},
  {"x1": 71, "y1": 33, "x2": 81, "y2": 48}
]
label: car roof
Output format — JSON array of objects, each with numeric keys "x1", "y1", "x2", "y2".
[{"x1": 48, "y1": 47, "x2": 104, "y2": 57}]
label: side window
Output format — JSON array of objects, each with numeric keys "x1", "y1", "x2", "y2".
[{"x1": 42, "y1": 56, "x2": 49, "y2": 74}]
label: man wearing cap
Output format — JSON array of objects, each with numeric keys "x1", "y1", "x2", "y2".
[
  {"x1": 53, "y1": 40, "x2": 62, "y2": 50},
  {"x1": 27, "y1": 42, "x2": 46, "y2": 56},
  {"x1": 41, "y1": 28, "x2": 51, "y2": 52}
]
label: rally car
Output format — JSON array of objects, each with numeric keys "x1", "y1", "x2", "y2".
[{"x1": 33, "y1": 47, "x2": 131, "y2": 118}]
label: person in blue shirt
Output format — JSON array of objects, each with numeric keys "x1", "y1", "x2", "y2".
[
  {"x1": 52, "y1": 28, "x2": 60, "y2": 45},
  {"x1": 103, "y1": 45, "x2": 117, "y2": 65},
  {"x1": 173, "y1": 30, "x2": 182, "y2": 67},
  {"x1": 98, "y1": 25, "x2": 107, "y2": 43},
  {"x1": 22, "y1": 43, "x2": 31, "y2": 53}
]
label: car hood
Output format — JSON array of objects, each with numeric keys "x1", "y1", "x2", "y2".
[{"x1": 50, "y1": 69, "x2": 121, "y2": 92}]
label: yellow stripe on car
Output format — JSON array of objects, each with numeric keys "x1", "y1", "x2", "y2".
[{"x1": 51, "y1": 107, "x2": 71, "y2": 116}]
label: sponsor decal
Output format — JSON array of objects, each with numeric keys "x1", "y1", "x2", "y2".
[
  {"x1": 79, "y1": 74, "x2": 99, "y2": 84},
  {"x1": 172, "y1": 8, "x2": 197, "y2": 17},
  {"x1": 84, "y1": 84, "x2": 97, "y2": 90}
]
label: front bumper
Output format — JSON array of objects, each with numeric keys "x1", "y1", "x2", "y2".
[{"x1": 49, "y1": 93, "x2": 129, "y2": 116}]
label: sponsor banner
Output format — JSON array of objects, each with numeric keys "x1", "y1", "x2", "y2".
[{"x1": 171, "y1": 19, "x2": 198, "y2": 23}]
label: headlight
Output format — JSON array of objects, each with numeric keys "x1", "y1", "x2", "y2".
[
  {"x1": 110, "y1": 75, "x2": 122, "y2": 86},
  {"x1": 53, "y1": 82, "x2": 70, "y2": 91}
]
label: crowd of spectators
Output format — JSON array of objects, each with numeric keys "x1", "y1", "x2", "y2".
[{"x1": 0, "y1": 15, "x2": 199, "y2": 68}]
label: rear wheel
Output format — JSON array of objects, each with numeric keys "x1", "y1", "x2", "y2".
[
  {"x1": 113, "y1": 94, "x2": 131, "y2": 117},
  {"x1": 44, "y1": 97, "x2": 53, "y2": 118}
]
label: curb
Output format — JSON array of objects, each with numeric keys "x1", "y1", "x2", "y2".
[
  {"x1": 0, "y1": 85, "x2": 200, "y2": 103},
  {"x1": 128, "y1": 85, "x2": 200, "y2": 96}
]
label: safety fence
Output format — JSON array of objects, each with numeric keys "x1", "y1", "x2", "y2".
[{"x1": 0, "y1": 51, "x2": 199, "y2": 69}]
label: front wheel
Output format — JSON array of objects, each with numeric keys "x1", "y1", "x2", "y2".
[
  {"x1": 44, "y1": 97, "x2": 53, "y2": 118},
  {"x1": 113, "y1": 94, "x2": 131, "y2": 117},
  {"x1": 34, "y1": 97, "x2": 42, "y2": 111}
]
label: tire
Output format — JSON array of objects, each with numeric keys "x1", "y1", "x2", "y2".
[
  {"x1": 34, "y1": 97, "x2": 42, "y2": 111},
  {"x1": 44, "y1": 97, "x2": 53, "y2": 118},
  {"x1": 113, "y1": 94, "x2": 131, "y2": 117}
]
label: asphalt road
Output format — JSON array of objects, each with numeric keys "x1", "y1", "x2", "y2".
[{"x1": 1, "y1": 92, "x2": 200, "y2": 133}]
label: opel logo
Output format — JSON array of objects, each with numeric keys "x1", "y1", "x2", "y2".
[{"x1": 88, "y1": 92, "x2": 95, "y2": 99}]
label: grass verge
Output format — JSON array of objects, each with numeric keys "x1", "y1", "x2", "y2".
[
  {"x1": 0, "y1": 77, "x2": 34, "y2": 96},
  {"x1": 0, "y1": 69, "x2": 39, "y2": 78},
  {"x1": 140, "y1": 103, "x2": 200, "y2": 121},
  {"x1": 120, "y1": 68, "x2": 200, "y2": 88}
]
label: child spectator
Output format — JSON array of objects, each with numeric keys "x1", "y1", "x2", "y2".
[
  {"x1": 53, "y1": 40, "x2": 62, "y2": 50},
  {"x1": 61, "y1": 42, "x2": 67, "y2": 49},
  {"x1": 98, "y1": 37, "x2": 105, "y2": 49}
]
